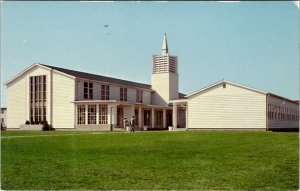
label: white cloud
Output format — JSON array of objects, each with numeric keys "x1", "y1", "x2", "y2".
[
  {"x1": 293, "y1": 1, "x2": 299, "y2": 9},
  {"x1": 22, "y1": 39, "x2": 27, "y2": 44}
]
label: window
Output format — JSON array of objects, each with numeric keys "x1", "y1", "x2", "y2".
[
  {"x1": 88, "y1": 105, "x2": 96, "y2": 124},
  {"x1": 30, "y1": 75, "x2": 46, "y2": 124},
  {"x1": 99, "y1": 104, "x2": 108, "y2": 124},
  {"x1": 136, "y1": 90, "x2": 143, "y2": 103},
  {"x1": 84, "y1": 82, "x2": 93, "y2": 99},
  {"x1": 144, "y1": 110, "x2": 151, "y2": 126},
  {"x1": 101, "y1": 85, "x2": 110, "y2": 100},
  {"x1": 156, "y1": 110, "x2": 163, "y2": 126},
  {"x1": 77, "y1": 105, "x2": 86, "y2": 124},
  {"x1": 274, "y1": 106, "x2": 277, "y2": 120},
  {"x1": 120, "y1": 87, "x2": 127, "y2": 101},
  {"x1": 268, "y1": 104, "x2": 271, "y2": 120}
]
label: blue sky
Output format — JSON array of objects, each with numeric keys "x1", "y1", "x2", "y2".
[{"x1": 1, "y1": 1, "x2": 299, "y2": 107}]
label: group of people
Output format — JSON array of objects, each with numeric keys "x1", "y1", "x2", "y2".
[{"x1": 123, "y1": 116, "x2": 135, "y2": 132}]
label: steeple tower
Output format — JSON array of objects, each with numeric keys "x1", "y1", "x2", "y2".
[
  {"x1": 151, "y1": 33, "x2": 179, "y2": 106},
  {"x1": 162, "y1": 33, "x2": 168, "y2": 55}
]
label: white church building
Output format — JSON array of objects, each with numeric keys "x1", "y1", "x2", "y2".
[{"x1": 4, "y1": 34, "x2": 299, "y2": 131}]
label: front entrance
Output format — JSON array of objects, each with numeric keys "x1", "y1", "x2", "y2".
[
  {"x1": 117, "y1": 107, "x2": 124, "y2": 127},
  {"x1": 167, "y1": 110, "x2": 172, "y2": 127}
]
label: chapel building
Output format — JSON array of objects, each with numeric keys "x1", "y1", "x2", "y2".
[{"x1": 4, "y1": 34, "x2": 299, "y2": 131}]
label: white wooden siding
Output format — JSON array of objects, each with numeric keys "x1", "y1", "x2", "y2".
[
  {"x1": 6, "y1": 66, "x2": 52, "y2": 128},
  {"x1": 75, "y1": 78, "x2": 152, "y2": 104},
  {"x1": 143, "y1": 91, "x2": 151, "y2": 105},
  {"x1": 188, "y1": 83, "x2": 266, "y2": 129},
  {"x1": 52, "y1": 71, "x2": 75, "y2": 128},
  {"x1": 7, "y1": 77, "x2": 27, "y2": 128}
]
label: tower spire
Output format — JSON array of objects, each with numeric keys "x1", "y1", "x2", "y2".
[{"x1": 162, "y1": 33, "x2": 168, "y2": 55}]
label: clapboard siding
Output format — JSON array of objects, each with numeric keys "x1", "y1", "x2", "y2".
[
  {"x1": 52, "y1": 71, "x2": 75, "y2": 128},
  {"x1": 6, "y1": 66, "x2": 52, "y2": 128},
  {"x1": 6, "y1": 77, "x2": 27, "y2": 128},
  {"x1": 188, "y1": 83, "x2": 266, "y2": 129},
  {"x1": 75, "y1": 78, "x2": 152, "y2": 104}
]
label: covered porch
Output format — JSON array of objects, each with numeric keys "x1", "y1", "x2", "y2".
[
  {"x1": 170, "y1": 99, "x2": 188, "y2": 130},
  {"x1": 73, "y1": 100, "x2": 173, "y2": 131}
]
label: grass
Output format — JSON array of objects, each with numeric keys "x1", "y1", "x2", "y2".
[{"x1": 1, "y1": 131, "x2": 298, "y2": 190}]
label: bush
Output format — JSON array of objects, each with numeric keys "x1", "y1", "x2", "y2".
[
  {"x1": 25, "y1": 120, "x2": 30, "y2": 125},
  {"x1": 1, "y1": 123, "x2": 6, "y2": 131},
  {"x1": 42, "y1": 121, "x2": 55, "y2": 131}
]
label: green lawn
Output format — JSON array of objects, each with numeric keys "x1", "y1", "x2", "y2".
[{"x1": 1, "y1": 131, "x2": 298, "y2": 190}]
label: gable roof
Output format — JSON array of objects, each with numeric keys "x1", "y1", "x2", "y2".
[
  {"x1": 4, "y1": 63, "x2": 53, "y2": 85},
  {"x1": 5, "y1": 63, "x2": 187, "y2": 97},
  {"x1": 42, "y1": 64, "x2": 153, "y2": 90},
  {"x1": 186, "y1": 80, "x2": 267, "y2": 98}
]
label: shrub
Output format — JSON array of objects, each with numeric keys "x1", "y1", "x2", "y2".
[
  {"x1": 42, "y1": 121, "x2": 55, "y2": 131},
  {"x1": 1, "y1": 123, "x2": 6, "y2": 131},
  {"x1": 25, "y1": 120, "x2": 30, "y2": 125}
]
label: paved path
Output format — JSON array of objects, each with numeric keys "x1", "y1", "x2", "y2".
[{"x1": 1, "y1": 132, "x2": 106, "y2": 139}]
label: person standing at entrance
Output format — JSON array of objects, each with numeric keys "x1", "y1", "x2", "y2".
[
  {"x1": 130, "y1": 116, "x2": 135, "y2": 132},
  {"x1": 123, "y1": 117, "x2": 128, "y2": 132}
]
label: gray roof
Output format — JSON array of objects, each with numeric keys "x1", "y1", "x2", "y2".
[
  {"x1": 41, "y1": 64, "x2": 152, "y2": 89},
  {"x1": 41, "y1": 64, "x2": 186, "y2": 97}
]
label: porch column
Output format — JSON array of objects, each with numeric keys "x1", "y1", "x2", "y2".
[
  {"x1": 172, "y1": 102, "x2": 177, "y2": 129},
  {"x1": 163, "y1": 109, "x2": 166, "y2": 128},
  {"x1": 108, "y1": 104, "x2": 117, "y2": 128},
  {"x1": 138, "y1": 106, "x2": 142, "y2": 128},
  {"x1": 185, "y1": 104, "x2": 188, "y2": 129},
  {"x1": 74, "y1": 104, "x2": 77, "y2": 126},
  {"x1": 85, "y1": 104, "x2": 88, "y2": 125},
  {"x1": 151, "y1": 108, "x2": 155, "y2": 128},
  {"x1": 96, "y1": 104, "x2": 99, "y2": 125}
]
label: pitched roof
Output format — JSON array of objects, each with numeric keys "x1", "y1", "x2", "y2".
[
  {"x1": 267, "y1": 93, "x2": 299, "y2": 104},
  {"x1": 186, "y1": 80, "x2": 267, "y2": 98},
  {"x1": 5, "y1": 63, "x2": 186, "y2": 97},
  {"x1": 41, "y1": 64, "x2": 152, "y2": 89}
]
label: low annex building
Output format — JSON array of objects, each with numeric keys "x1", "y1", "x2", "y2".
[{"x1": 4, "y1": 34, "x2": 299, "y2": 131}]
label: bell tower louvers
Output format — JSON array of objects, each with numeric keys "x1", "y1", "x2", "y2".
[{"x1": 151, "y1": 33, "x2": 179, "y2": 106}]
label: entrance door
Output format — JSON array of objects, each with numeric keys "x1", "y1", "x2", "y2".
[
  {"x1": 166, "y1": 110, "x2": 172, "y2": 127},
  {"x1": 117, "y1": 107, "x2": 124, "y2": 127}
]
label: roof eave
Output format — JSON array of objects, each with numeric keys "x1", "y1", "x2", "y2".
[
  {"x1": 4, "y1": 63, "x2": 49, "y2": 86},
  {"x1": 186, "y1": 80, "x2": 267, "y2": 98}
]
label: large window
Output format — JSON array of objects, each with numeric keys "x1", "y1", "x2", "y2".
[
  {"x1": 136, "y1": 90, "x2": 143, "y2": 103},
  {"x1": 30, "y1": 75, "x2": 46, "y2": 123},
  {"x1": 77, "y1": 105, "x2": 86, "y2": 124},
  {"x1": 120, "y1": 87, "x2": 127, "y2": 101},
  {"x1": 84, "y1": 82, "x2": 93, "y2": 99},
  {"x1": 101, "y1": 85, "x2": 110, "y2": 100},
  {"x1": 99, "y1": 104, "x2": 108, "y2": 124},
  {"x1": 88, "y1": 105, "x2": 96, "y2": 124}
]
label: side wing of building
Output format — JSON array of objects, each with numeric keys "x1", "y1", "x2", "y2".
[
  {"x1": 187, "y1": 82, "x2": 267, "y2": 129},
  {"x1": 267, "y1": 94, "x2": 299, "y2": 130}
]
